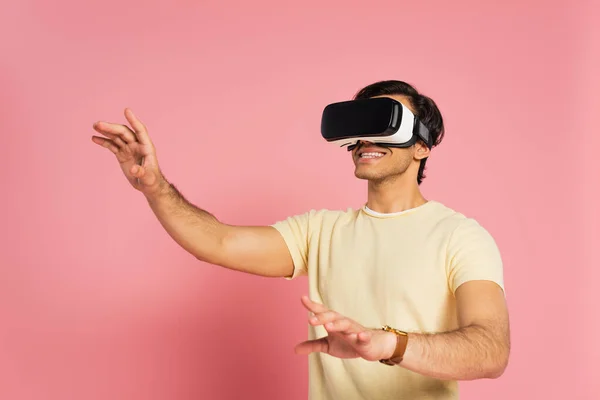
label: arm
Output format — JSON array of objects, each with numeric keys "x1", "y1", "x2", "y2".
[
  {"x1": 92, "y1": 108, "x2": 294, "y2": 278},
  {"x1": 395, "y1": 218, "x2": 511, "y2": 380},
  {"x1": 295, "y1": 220, "x2": 509, "y2": 380},
  {"x1": 146, "y1": 182, "x2": 294, "y2": 277},
  {"x1": 296, "y1": 280, "x2": 510, "y2": 381},
  {"x1": 399, "y1": 280, "x2": 510, "y2": 380}
]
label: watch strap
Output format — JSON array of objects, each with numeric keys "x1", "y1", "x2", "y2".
[{"x1": 379, "y1": 325, "x2": 409, "y2": 366}]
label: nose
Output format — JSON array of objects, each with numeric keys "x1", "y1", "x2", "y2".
[
  {"x1": 353, "y1": 140, "x2": 374, "y2": 150},
  {"x1": 350, "y1": 140, "x2": 369, "y2": 152}
]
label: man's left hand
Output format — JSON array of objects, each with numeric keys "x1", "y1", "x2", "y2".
[{"x1": 295, "y1": 295, "x2": 396, "y2": 361}]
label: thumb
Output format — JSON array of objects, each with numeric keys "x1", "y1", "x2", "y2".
[
  {"x1": 131, "y1": 164, "x2": 158, "y2": 187},
  {"x1": 357, "y1": 331, "x2": 372, "y2": 344}
]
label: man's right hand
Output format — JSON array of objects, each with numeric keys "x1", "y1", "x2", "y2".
[
  {"x1": 90, "y1": 108, "x2": 295, "y2": 278},
  {"x1": 92, "y1": 108, "x2": 166, "y2": 197}
]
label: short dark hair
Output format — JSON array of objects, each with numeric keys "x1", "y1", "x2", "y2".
[{"x1": 353, "y1": 80, "x2": 445, "y2": 185}]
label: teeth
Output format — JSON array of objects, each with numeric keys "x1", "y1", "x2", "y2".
[{"x1": 360, "y1": 152, "x2": 384, "y2": 158}]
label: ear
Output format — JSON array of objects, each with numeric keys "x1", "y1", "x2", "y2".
[{"x1": 413, "y1": 140, "x2": 431, "y2": 161}]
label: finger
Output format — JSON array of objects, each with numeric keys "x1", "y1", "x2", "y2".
[
  {"x1": 294, "y1": 337, "x2": 329, "y2": 355},
  {"x1": 301, "y1": 295, "x2": 329, "y2": 314},
  {"x1": 309, "y1": 311, "x2": 339, "y2": 326},
  {"x1": 323, "y1": 318, "x2": 353, "y2": 333},
  {"x1": 92, "y1": 136, "x2": 119, "y2": 155},
  {"x1": 93, "y1": 121, "x2": 137, "y2": 143},
  {"x1": 112, "y1": 135, "x2": 128, "y2": 150},
  {"x1": 124, "y1": 108, "x2": 151, "y2": 145}
]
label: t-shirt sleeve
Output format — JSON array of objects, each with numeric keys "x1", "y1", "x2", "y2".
[
  {"x1": 446, "y1": 218, "x2": 505, "y2": 294},
  {"x1": 271, "y1": 210, "x2": 317, "y2": 280}
]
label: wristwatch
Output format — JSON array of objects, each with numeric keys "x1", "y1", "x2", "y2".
[{"x1": 379, "y1": 325, "x2": 409, "y2": 366}]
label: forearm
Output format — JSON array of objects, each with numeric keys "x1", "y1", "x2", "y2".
[
  {"x1": 143, "y1": 177, "x2": 294, "y2": 277},
  {"x1": 145, "y1": 179, "x2": 226, "y2": 265},
  {"x1": 399, "y1": 324, "x2": 509, "y2": 381}
]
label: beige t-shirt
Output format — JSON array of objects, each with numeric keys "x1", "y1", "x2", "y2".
[{"x1": 271, "y1": 200, "x2": 504, "y2": 400}]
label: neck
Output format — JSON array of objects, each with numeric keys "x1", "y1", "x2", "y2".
[{"x1": 366, "y1": 175, "x2": 427, "y2": 214}]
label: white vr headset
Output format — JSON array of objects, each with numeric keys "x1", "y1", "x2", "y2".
[{"x1": 320, "y1": 97, "x2": 432, "y2": 150}]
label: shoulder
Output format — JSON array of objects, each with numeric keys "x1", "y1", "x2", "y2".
[
  {"x1": 427, "y1": 201, "x2": 490, "y2": 234},
  {"x1": 427, "y1": 202, "x2": 501, "y2": 263},
  {"x1": 303, "y1": 207, "x2": 361, "y2": 227},
  {"x1": 272, "y1": 207, "x2": 359, "y2": 228},
  {"x1": 422, "y1": 201, "x2": 500, "y2": 254},
  {"x1": 313, "y1": 207, "x2": 359, "y2": 219}
]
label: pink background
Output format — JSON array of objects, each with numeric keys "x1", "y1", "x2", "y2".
[{"x1": 1, "y1": 0, "x2": 598, "y2": 399}]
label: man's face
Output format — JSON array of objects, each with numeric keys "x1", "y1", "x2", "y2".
[{"x1": 351, "y1": 95, "x2": 428, "y2": 183}]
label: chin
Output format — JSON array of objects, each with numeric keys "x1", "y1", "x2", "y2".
[
  {"x1": 354, "y1": 168, "x2": 382, "y2": 181},
  {"x1": 355, "y1": 166, "x2": 408, "y2": 183}
]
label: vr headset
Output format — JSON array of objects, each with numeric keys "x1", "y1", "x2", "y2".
[{"x1": 320, "y1": 97, "x2": 432, "y2": 151}]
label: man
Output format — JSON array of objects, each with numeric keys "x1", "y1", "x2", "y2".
[{"x1": 91, "y1": 80, "x2": 510, "y2": 399}]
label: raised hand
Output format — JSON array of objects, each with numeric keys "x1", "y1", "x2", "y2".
[
  {"x1": 91, "y1": 108, "x2": 166, "y2": 196},
  {"x1": 295, "y1": 296, "x2": 396, "y2": 361}
]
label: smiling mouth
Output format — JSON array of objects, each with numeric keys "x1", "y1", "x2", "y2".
[{"x1": 359, "y1": 152, "x2": 385, "y2": 159}]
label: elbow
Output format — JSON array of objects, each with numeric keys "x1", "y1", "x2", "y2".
[
  {"x1": 484, "y1": 350, "x2": 510, "y2": 379},
  {"x1": 195, "y1": 227, "x2": 229, "y2": 265},
  {"x1": 485, "y1": 364, "x2": 506, "y2": 380}
]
